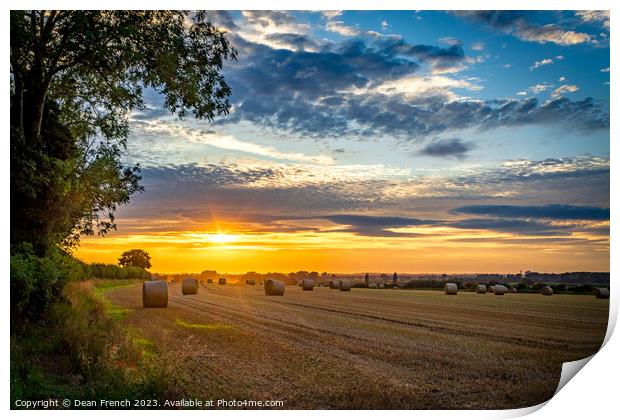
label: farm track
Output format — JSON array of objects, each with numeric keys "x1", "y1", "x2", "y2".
[{"x1": 107, "y1": 283, "x2": 609, "y2": 409}]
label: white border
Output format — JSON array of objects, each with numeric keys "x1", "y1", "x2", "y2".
[{"x1": 3, "y1": 1, "x2": 616, "y2": 419}]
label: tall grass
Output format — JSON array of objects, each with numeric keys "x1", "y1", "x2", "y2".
[{"x1": 11, "y1": 280, "x2": 179, "y2": 407}]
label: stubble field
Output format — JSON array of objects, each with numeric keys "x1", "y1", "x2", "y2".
[{"x1": 106, "y1": 282, "x2": 609, "y2": 409}]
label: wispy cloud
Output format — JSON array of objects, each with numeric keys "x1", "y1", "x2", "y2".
[
  {"x1": 528, "y1": 83, "x2": 554, "y2": 94},
  {"x1": 576, "y1": 10, "x2": 610, "y2": 30},
  {"x1": 325, "y1": 19, "x2": 360, "y2": 37},
  {"x1": 551, "y1": 84, "x2": 579, "y2": 98},
  {"x1": 457, "y1": 11, "x2": 592, "y2": 45},
  {"x1": 452, "y1": 204, "x2": 609, "y2": 220},
  {"x1": 530, "y1": 55, "x2": 564, "y2": 70},
  {"x1": 133, "y1": 119, "x2": 336, "y2": 164}
]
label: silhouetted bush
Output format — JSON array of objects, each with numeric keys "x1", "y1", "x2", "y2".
[{"x1": 10, "y1": 243, "x2": 87, "y2": 330}]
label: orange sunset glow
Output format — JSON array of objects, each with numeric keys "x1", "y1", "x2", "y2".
[{"x1": 75, "y1": 219, "x2": 610, "y2": 274}]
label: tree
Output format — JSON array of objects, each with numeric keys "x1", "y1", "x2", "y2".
[
  {"x1": 10, "y1": 11, "x2": 236, "y2": 254},
  {"x1": 118, "y1": 249, "x2": 152, "y2": 269},
  {"x1": 11, "y1": 11, "x2": 236, "y2": 145},
  {"x1": 10, "y1": 103, "x2": 143, "y2": 253}
]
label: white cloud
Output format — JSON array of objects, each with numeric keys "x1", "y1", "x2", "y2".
[
  {"x1": 439, "y1": 37, "x2": 461, "y2": 46},
  {"x1": 551, "y1": 84, "x2": 579, "y2": 98},
  {"x1": 600, "y1": 67, "x2": 610, "y2": 73},
  {"x1": 559, "y1": 76, "x2": 566, "y2": 82},
  {"x1": 381, "y1": 20, "x2": 389, "y2": 30},
  {"x1": 576, "y1": 10, "x2": 610, "y2": 30},
  {"x1": 352, "y1": 74, "x2": 483, "y2": 101},
  {"x1": 471, "y1": 42, "x2": 485, "y2": 51},
  {"x1": 530, "y1": 55, "x2": 564, "y2": 70},
  {"x1": 237, "y1": 11, "x2": 314, "y2": 51},
  {"x1": 325, "y1": 20, "x2": 359, "y2": 36},
  {"x1": 322, "y1": 11, "x2": 343, "y2": 19},
  {"x1": 517, "y1": 24, "x2": 591, "y2": 46},
  {"x1": 135, "y1": 120, "x2": 336, "y2": 165},
  {"x1": 529, "y1": 83, "x2": 554, "y2": 94}
]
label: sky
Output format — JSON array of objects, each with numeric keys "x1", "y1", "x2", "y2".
[{"x1": 75, "y1": 10, "x2": 610, "y2": 274}]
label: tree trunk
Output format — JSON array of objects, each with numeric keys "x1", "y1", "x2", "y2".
[{"x1": 15, "y1": 83, "x2": 47, "y2": 144}]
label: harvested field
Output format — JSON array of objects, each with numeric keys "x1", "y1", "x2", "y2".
[{"x1": 106, "y1": 284, "x2": 609, "y2": 409}]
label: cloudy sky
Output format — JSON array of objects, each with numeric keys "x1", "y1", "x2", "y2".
[{"x1": 76, "y1": 10, "x2": 610, "y2": 274}]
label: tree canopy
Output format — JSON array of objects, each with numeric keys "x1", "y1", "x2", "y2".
[
  {"x1": 118, "y1": 249, "x2": 152, "y2": 270},
  {"x1": 10, "y1": 11, "x2": 236, "y2": 254}
]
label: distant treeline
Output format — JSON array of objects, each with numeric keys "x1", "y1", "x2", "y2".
[
  {"x1": 152, "y1": 269, "x2": 609, "y2": 293},
  {"x1": 88, "y1": 263, "x2": 150, "y2": 279},
  {"x1": 153, "y1": 270, "x2": 325, "y2": 285},
  {"x1": 399, "y1": 279, "x2": 607, "y2": 294}
]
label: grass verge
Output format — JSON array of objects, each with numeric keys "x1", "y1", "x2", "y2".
[{"x1": 11, "y1": 279, "x2": 180, "y2": 408}]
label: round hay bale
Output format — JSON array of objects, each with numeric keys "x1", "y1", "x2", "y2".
[
  {"x1": 245, "y1": 279, "x2": 256, "y2": 286},
  {"x1": 218, "y1": 277, "x2": 226, "y2": 285},
  {"x1": 265, "y1": 279, "x2": 285, "y2": 296},
  {"x1": 494, "y1": 285, "x2": 508, "y2": 295},
  {"x1": 329, "y1": 280, "x2": 340, "y2": 289},
  {"x1": 206, "y1": 279, "x2": 213, "y2": 284},
  {"x1": 182, "y1": 277, "x2": 198, "y2": 295},
  {"x1": 509, "y1": 287, "x2": 518, "y2": 293},
  {"x1": 444, "y1": 283, "x2": 458, "y2": 295},
  {"x1": 378, "y1": 283, "x2": 385, "y2": 289},
  {"x1": 476, "y1": 284, "x2": 487, "y2": 294},
  {"x1": 339, "y1": 280, "x2": 351, "y2": 291},
  {"x1": 595, "y1": 287, "x2": 610, "y2": 299},
  {"x1": 302, "y1": 278, "x2": 314, "y2": 291},
  {"x1": 488, "y1": 285, "x2": 496, "y2": 293},
  {"x1": 541, "y1": 286, "x2": 553, "y2": 296},
  {"x1": 143, "y1": 281, "x2": 168, "y2": 308},
  {"x1": 368, "y1": 283, "x2": 378, "y2": 289}
]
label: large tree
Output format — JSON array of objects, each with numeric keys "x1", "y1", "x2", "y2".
[
  {"x1": 10, "y1": 11, "x2": 236, "y2": 253},
  {"x1": 118, "y1": 249, "x2": 152, "y2": 270}
]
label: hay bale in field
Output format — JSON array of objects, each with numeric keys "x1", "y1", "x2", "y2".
[
  {"x1": 368, "y1": 283, "x2": 378, "y2": 289},
  {"x1": 302, "y1": 278, "x2": 314, "y2": 291},
  {"x1": 541, "y1": 286, "x2": 553, "y2": 296},
  {"x1": 143, "y1": 281, "x2": 168, "y2": 308},
  {"x1": 245, "y1": 279, "x2": 256, "y2": 286},
  {"x1": 444, "y1": 283, "x2": 458, "y2": 295},
  {"x1": 207, "y1": 279, "x2": 213, "y2": 284},
  {"x1": 378, "y1": 283, "x2": 385, "y2": 289},
  {"x1": 329, "y1": 280, "x2": 340, "y2": 289},
  {"x1": 182, "y1": 277, "x2": 199, "y2": 295},
  {"x1": 476, "y1": 284, "x2": 487, "y2": 294},
  {"x1": 218, "y1": 277, "x2": 226, "y2": 285},
  {"x1": 339, "y1": 280, "x2": 351, "y2": 291},
  {"x1": 595, "y1": 287, "x2": 610, "y2": 299},
  {"x1": 265, "y1": 279, "x2": 285, "y2": 296},
  {"x1": 494, "y1": 285, "x2": 508, "y2": 295},
  {"x1": 509, "y1": 287, "x2": 518, "y2": 293},
  {"x1": 488, "y1": 285, "x2": 496, "y2": 294}
]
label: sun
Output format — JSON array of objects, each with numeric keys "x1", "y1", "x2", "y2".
[{"x1": 208, "y1": 233, "x2": 237, "y2": 243}]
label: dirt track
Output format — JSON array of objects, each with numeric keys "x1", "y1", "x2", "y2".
[{"x1": 106, "y1": 283, "x2": 609, "y2": 409}]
